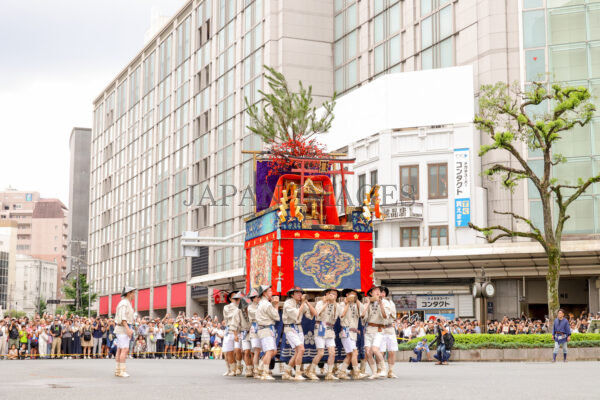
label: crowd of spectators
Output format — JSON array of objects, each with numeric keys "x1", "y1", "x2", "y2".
[
  {"x1": 394, "y1": 311, "x2": 599, "y2": 341},
  {"x1": 0, "y1": 312, "x2": 227, "y2": 360}
]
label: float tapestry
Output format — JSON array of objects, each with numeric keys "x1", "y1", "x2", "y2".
[
  {"x1": 293, "y1": 240, "x2": 361, "y2": 289},
  {"x1": 250, "y1": 241, "x2": 273, "y2": 289}
]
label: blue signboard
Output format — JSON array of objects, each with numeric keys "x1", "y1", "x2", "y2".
[{"x1": 455, "y1": 198, "x2": 470, "y2": 227}]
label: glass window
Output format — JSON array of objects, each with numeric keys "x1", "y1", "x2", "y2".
[
  {"x1": 347, "y1": 30, "x2": 357, "y2": 59},
  {"x1": 390, "y1": 35, "x2": 402, "y2": 65},
  {"x1": 524, "y1": 0, "x2": 543, "y2": 8},
  {"x1": 335, "y1": 0, "x2": 344, "y2": 13},
  {"x1": 547, "y1": 0, "x2": 584, "y2": 8},
  {"x1": 591, "y1": 43, "x2": 600, "y2": 78},
  {"x1": 421, "y1": 16, "x2": 433, "y2": 49},
  {"x1": 554, "y1": 160, "x2": 593, "y2": 195},
  {"x1": 422, "y1": 47, "x2": 433, "y2": 69},
  {"x1": 440, "y1": 6, "x2": 453, "y2": 39},
  {"x1": 526, "y1": 49, "x2": 546, "y2": 81},
  {"x1": 528, "y1": 159, "x2": 544, "y2": 199},
  {"x1": 529, "y1": 200, "x2": 544, "y2": 231},
  {"x1": 430, "y1": 226, "x2": 448, "y2": 246},
  {"x1": 440, "y1": 38, "x2": 453, "y2": 68},
  {"x1": 347, "y1": 4, "x2": 357, "y2": 30},
  {"x1": 548, "y1": 7, "x2": 586, "y2": 45},
  {"x1": 335, "y1": 41, "x2": 344, "y2": 67},
  {"x1": 590, "y1": 6, "x2": 600, "y2": 41},
  {"x1": 390, "y1": 3, "x2": 401, "y2": 33},
  {"x1": 523, "y1": 10, "x2": 546, "y2": 48},
  {"x1": 358, "y1": 174, "x2": 366, "y2": 193},
  {"x1": 375, "y1": 44, "x2": 385, "y2": 74},
  {"x1": 400, "y1": 165, "x2": 419, "y2": 200},
  {"x1": 401, "y1": 227, "x2": 420, "y2": 247},
  {"x1": 335, "y1": 13, "x2": 344, "y2": 40},
  {"x1": 375, "y1": 0, "x2": 385, "y2": 14},
  {"x1": 561, "y1": 197, "x2": 594, "y2": 233},
  {"x1": 335, "y1": 69, "x2": 344, "y2": 93},
  {"x1": 428, "y1": 163, "x2": 448, "y2": 198},
  {"x1": 554, "y1": 124, "x2": 591, "y2": 157},
  {"x1": 347, "y1": 60, "x2": 358, "y2": 87},
  {"x1": 550, "y1": 44, "x2": 588, "y2": 81},
  {"x1": 370, "y1": 170, "x2": 378, "y2": 186},
  {"x1": 375, "y1": 13, "x2": 385, "y2": 43},
  {"x1": 421, "y1": 0, "x2": 432, "y2": 16}
]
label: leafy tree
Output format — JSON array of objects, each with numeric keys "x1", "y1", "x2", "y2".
[
  {"x1": 469, "y1": 81, "x2": 596, "y2": 322},
  {"x1": 6, "y1": 310, "x2": 27, "y2": 319},
  {"x1": 62, "y1": 274, "x2": 97, "y2": 317},
  {"x1": 36, "y1": 297, "x2": 47, "y2": 315},
  {"x1": 245, "y1": 65, "x2": 336, "y2": 144}
]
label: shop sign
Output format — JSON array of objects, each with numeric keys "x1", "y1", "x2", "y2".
[{"x1": 417, "y1": 294, "x2": 455, "y2": 310}]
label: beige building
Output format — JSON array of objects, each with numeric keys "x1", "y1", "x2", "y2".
[
  {"x1": 13, "y1": 255, "x2": 57, "y2": 315},
  {"x1": 0, "y1": 189, "x2": 68, "y2": 296},
  {"x1": 0, "y1": 220, "x2": 17, "y2": 314}
]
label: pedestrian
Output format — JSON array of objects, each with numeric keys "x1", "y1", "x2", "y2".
[
  {"x1": 380, "y1": 286, "x2": 398, "y2": 378},
  {"x1": 431, "y1": 319, "x2": 454, "y2": 365},
  {"x1": 409, "y1": 338, "x2": 431, "y2": 362},
  {"x1": 62, "y1": 320, "x2": 73, "y2": 358},
  {"x1": 246, "y1": 289, "x2": 262, "y2": 377},
  {"x1": 0, "y1": 320, "x2": 8, "y2": 359},
  {"x1": 114, "y1": 286, "x2": 136, "y2": 378},
  {"x1": 552, "y1": 309, "x2": 571, "y2": 363},
  {"x1": 92, "y1": 317, "x2": 103, "y2": 359},
  {"x1": 81, "y1": 321, "x2": 93, "y2": 358},
  {"x1": 8, "y1": 319, "x2": 20, "y2": 352},
  {"x1": 39, "y1": 327, "x2": 49, "y2": 359},
  {"x1": 50, "y1": 317, "x2": 62, "y2": 359}
]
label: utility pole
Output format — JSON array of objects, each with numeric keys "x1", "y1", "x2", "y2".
[
  {"x1": 76, "y1": 259, "x2": 80, "y2": 313},
  {"x1": 37, "y1": 260, "x2": 42, "y2": 315}
]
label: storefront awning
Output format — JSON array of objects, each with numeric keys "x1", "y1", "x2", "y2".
[
  {"x1": 187, "y1": 268, "x2": 246, "y2": 290},
  {"x1": 374, "y1": 240, "x2": 600, "y2": 280}
]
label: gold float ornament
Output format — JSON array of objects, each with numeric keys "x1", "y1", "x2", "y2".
[
  {"x1": 278, "y1": 189, "x2": 288, "y2": 223},
  {"x1": 362, "y1": 185, "x2": 385, "y2": 221}
]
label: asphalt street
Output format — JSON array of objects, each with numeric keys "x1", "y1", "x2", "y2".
[{"x1": 1, "y1": 359, "x2": 599, "y2": 400}]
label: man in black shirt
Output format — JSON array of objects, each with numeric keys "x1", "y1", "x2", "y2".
[
  {"x1": 50, "y1": 318, "x2": 63, "y2": 359},
  {"x1": 8, "y1": 320, "x2": 20, "y2": 350}
]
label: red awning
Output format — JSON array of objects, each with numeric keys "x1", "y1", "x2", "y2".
[
  {"x1": 171, "y1": 282, "x2": 187, "y2": 308},
  {"x1": 137, "y1": 288, "x2": 150, "y2": 311},
  {"x1": 154, "y1": 285, "x2": 167, "y2": 309},
  {"x1": 99, "y1": 296, "x2": 109, "y2": 315},
  {"x1": 110, "y1": 294, "x2": 121, "y2": 314}
]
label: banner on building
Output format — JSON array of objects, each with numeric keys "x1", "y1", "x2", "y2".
[{"x1": 454, "y1": 148, "x2": 471, "y2": 227}]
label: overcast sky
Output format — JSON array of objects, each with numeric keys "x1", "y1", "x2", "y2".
[{"x1": 0, "y1": 0, "x2": 187, "y2": 205}]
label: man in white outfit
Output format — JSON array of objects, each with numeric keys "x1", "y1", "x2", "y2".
[{"x1": 114, "y1": 286, "x2": 136, "y2": 378}]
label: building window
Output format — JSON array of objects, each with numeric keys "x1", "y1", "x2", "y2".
[
  {"x1": 429, "y1": 226, "x2": 448, "y2": 246},
  {"x1": 358, "y1": 173, "x2": 366, "y2": 194},
  {"x1": 420, "y1": 2, "x2": 453, "y2": 70},
  {"x1": 400, "y1": 165, "x2": 419, "y2": 200},
  {"x1": 372, "y1": 0, "x2": 402, "y2": 75},
  {"x1": 523, "y1": 10, "x2": 546, "y2": 49},
  {"x1": 334, "y1": 0, "x2": 359, "y2": 94},
  {"x1": 401, "y1": 227, "x2": 420, "y2": 247},
  {"x1": 370, "y1": 170, "x2": 378, "y2": 186},
  {"x1": 428, "y1": 163, "x2": 448, "y2": 199}
]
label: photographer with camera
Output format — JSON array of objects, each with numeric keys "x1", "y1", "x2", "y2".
[{"x1": 430, "y1": 317, "x2": 454, "y2": 365}]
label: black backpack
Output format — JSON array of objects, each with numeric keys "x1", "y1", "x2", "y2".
[{"x1": 84, "y1": 329, "x2": 92, "y2": 341}]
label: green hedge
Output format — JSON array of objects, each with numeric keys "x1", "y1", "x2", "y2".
[{"x1": 397, "y1": 333, "x2": 600, "y2": 351}]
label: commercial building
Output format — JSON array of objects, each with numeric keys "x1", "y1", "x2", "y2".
[
  {"x1": 92, "y1": 0, "x2": 600, "y2": 318},
  {"x1": 13, "y1": 255, "x2": 57, "y2": 315},
  {"x1": 0, "y1": 221, "x2": 17, "y2": 315},
  {"x1": 0, "y1": 190, "x2": 68, "y2": 297},
  {"x1": 67, "y1": 127, "x2": 92, "y2": 276}
]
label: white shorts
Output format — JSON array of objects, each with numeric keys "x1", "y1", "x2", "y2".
[
  {"x1": 116, "y1": 334, "x2": 130, "y2": 349},
  {"x1": 314, "y1": 336, "x2": 336, "y2": 349},
  {"x1": 234, "y1": 338, "x2": 242, "y2": 350},
  {"x1": 251, "y1": 338, "x2": 262, "y2": 350},
  {"x1": 222, "y1": 333, "x2": 236, "y2": 352},
  {"x1": 341, "y1": 337, "x2": 357, "y2": 354},
  {"x1": 379, "y1": 334, "x2": 397, "y2": 353},
  {"x1": 242, "y1": 339, "x2": 252, "y2": 351},
  {"x1": 285, "y1": 329, "x2": 304, "y2": 348},
  {"x1": 364, "y1": 332, "x2": 383, "y2": 349},
  {"x1": 260, "y1": 336, "x2": 277, "y2": 352}
]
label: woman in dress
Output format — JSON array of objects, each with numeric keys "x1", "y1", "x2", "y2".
[
  {"x1": 73, "y1": 319, "x2": 82, "y2": 358},
  {"x1": 81, "y1": 321, "x2": 93, "y2": 358}
]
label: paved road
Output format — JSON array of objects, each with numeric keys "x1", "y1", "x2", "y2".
[{"x1": 1, "y1": 359, "x2": 599, "y2": 400}]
